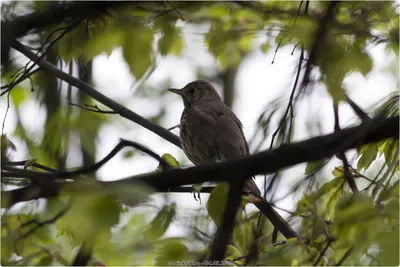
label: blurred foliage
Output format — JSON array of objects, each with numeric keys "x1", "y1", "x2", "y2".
[{"x1": 1, "y1": 0, "x2": 399, "y2": 266}]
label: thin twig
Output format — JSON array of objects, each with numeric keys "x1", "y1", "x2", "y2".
[
  {"x1": 167, "y1": 124, "x2": 180, "y2": 131},
  {"x1": 17, "y1": 203, "x2": 70, "y2": 240},
  {"x1": 70, "y1": 103, "x2": 118, "y2": 114},
  {"x1": 1, "y1": 19, "x2": 84, "y2": 96},
  {"x1": 4, "y1": 160, "x2": 57, "y2": 172},
  {"x1": 271, "y1": 38, "x2": 283, "y2": 65},
  {"x1": 270, "y1": 46, "x2": 304, "y2": 148},
  {"x1": 10, "y1": 40, "x2": 181, "y2": 147},
  {"x1": 347, "y1": 97, "x2": 371, "y2": 121},
  {"x1": 1, "y1": 92, "x2": 11, "y2": 136},
  {"x1": 335, "y1": 246, "x2": 353, "y2": 266},
  {"x1": 333, "y1": 103, "x2": 359, "y2": 193},
  {"x1": 1, "y1": 139, "x2": 171, "y2": 180},
  {"x1": 313, "y1": 238, "x2": 333, "y2": 266},
  {"x1": 167, "y1": 1, "x2": 186, "y2": 21}
]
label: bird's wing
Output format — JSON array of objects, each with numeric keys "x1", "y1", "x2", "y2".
[
  {"x1": 184, "y1": 103, "x2": 261, "y2": 196},
  {"x1": 214, "y1": 106, "x2": 261, "y2": 196},
  {"x1": 182, "y1": 106, "x2": 219, "y2": 164}
]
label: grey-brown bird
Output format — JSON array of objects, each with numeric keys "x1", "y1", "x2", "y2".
[{"x1": 168, "y1": 80, "x2": 261, "y2": 197}]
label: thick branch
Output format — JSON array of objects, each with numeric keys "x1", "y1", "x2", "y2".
[
  {"x1": 10, "y1": 40, "x2": 180, "y2": 148},
  {"x1": 3, "y1": 115, "x2": 397, "y2": 208}
]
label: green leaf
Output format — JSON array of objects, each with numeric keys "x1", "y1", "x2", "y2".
[
  {"x1": 333, "y1": 193, "x2": 384, "y2": 248},
  {"x1": 162, "y1": 153, "x2": 180, "y2": 168},
  {"x1": 148, "y1": 203, "x2": 176, "y2": 240},
  {"x1": 233, "y1": 220, "x2": 253, "y2": 254},
  {"x1": 122, "y1": 26, "x2": 154, "y2": 79},
  {"x1": 354, "y1": 50, "x2": 372, "y2": 77},
  {"x1": 207, "y1": 183, "x2": 229, "y2": 226},
  {"x1": 10, "y1": 85, "x2": 26, "y2": 108},
  {"x1": 122, "y1": 150, "x2": 136, "y2": 159},
  {"x1": 155, "y1": 240, "x2": 190, "y2": 265},
  {"x1": 378, "y1": 180, "x2": 399, "y2": 204},
  {"x1": 158, "y1": 23, "x2": 184, "y2": 56},
  {"x1": 192, "y1": 183, "x2": 204, "y2": 192},
  {"x1": 286, "y1": 16, "x2": 317, "y2": 48},
  {"x1": 61, "y1": 183, "x2": 120, "y2": 241},
  {"x1": 325, "y1": 79, "x2": 347, "y2": 103},
  {"x1": 305, "y1": 160, "x2": 324, "y2": 175},
  {"x1": 195, "y1": 4, "x2": 229, "y2": 19},
  {"x1": 225, "y1": 244, "x2": 242, "y2": 261},
  {"x1": 296, "y1": 177, "x2": 344, "y2": 216},
  {"x1": 261, "y1": 41, "x2": 270, "y2": 53},
  {"x1": 382, "y1": 139, "x2": 399, "y2": 168},
  {"x1": 376, "y1": 228, "x2": 400, "y2": 266},
  {"x1": 205, "y1": 20, "x2": 253, "y2": 69},
  {"x1": 157, "y1": 153, "x2": 181, "y2": 171},
  {"x1": 58, "y1": 22, "x2": 87, "y2": 63},
  {"x1": 332, "y1": 166, "x2": 344, "y2": 178},
  {"x1": 85, "y1": 24, "x2": 124, "y2": 59},
  {"x1": 357, "y1": 143, "x2": 379, "y2": 171}
]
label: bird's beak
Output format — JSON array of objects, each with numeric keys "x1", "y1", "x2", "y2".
[{"x1": 167, "y1": 88, "x2": 183, "y2": 96}]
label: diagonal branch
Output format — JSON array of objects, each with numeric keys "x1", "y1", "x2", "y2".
[
  {"x1": 10, "y1": 40, "x2": 181, "y2": 148},
  {"x1": 346, "y1": 96, "x2": 371, "y2": 121}
]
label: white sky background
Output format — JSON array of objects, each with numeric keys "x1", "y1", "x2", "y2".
[{"x1": 1, "y1": 13, "x2": 398, "y2": 238}]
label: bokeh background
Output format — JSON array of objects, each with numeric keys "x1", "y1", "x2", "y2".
[{"x1": 1, "y1": 1, "x2": 399, "y2": 266}]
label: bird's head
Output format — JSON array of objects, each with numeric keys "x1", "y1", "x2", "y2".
[{"x1": 168, "y1": 80, "x2": 221, "y2": 107}]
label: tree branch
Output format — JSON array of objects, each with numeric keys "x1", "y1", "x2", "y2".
[
  {"x1": 335, "y1": 246, "x2": 353, "y2": 266},
  {"x1": 72, "y1": 240, "x2": 93, "y2": 266},
  {"x1": 2, "y1": 115, "x2": 397, "y2": 209},
  {"x1": 3, "y1": 160, "x2": 57, "y2": 172},
  {"x1": 70, "y1": 103, "x2": 118, "y2": 114},
  {"x1": 17, "y1": 203, "x2": 70, "y2": 240},
  {"x1": 301, "y1": 1, "x2": 339, "y2": 88},
  {"x1": 333, "y1": 103, "x2": 359, "y2": 193},
  {"x1": 346, "y1": 96, "x2": 371, "y2": 121},
  {"x1": 255, "y1": 200, "x2": 297, "y2": 238},
  {"x1": 210, "y1": 180, "x2": 246, "y2": 261},
  {"x1": 10, "y1": 40, "x2": 181, "y2": 148},
  {"x1": 1, "y1": 139, "x2": 170, "y2": 180}
]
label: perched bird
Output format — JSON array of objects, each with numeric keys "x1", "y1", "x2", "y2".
[
  {"x1": 168, "y1": 80, "x2": 261, "y2": 197},
  {"x1": 168, "y1": 80, "x2": 298, "y2": 239}
]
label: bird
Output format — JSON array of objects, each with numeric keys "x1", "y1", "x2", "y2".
[
  {"x1": 168, "y1": 80, "x2": 261, "y2": 197},
  {"x1": 168, "y1": 80, "x2": 298, "y2": 239}
]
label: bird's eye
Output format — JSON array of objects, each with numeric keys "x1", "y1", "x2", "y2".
[{"x1": 189, "y1": 87, "x2": 195, "y2": 94}]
